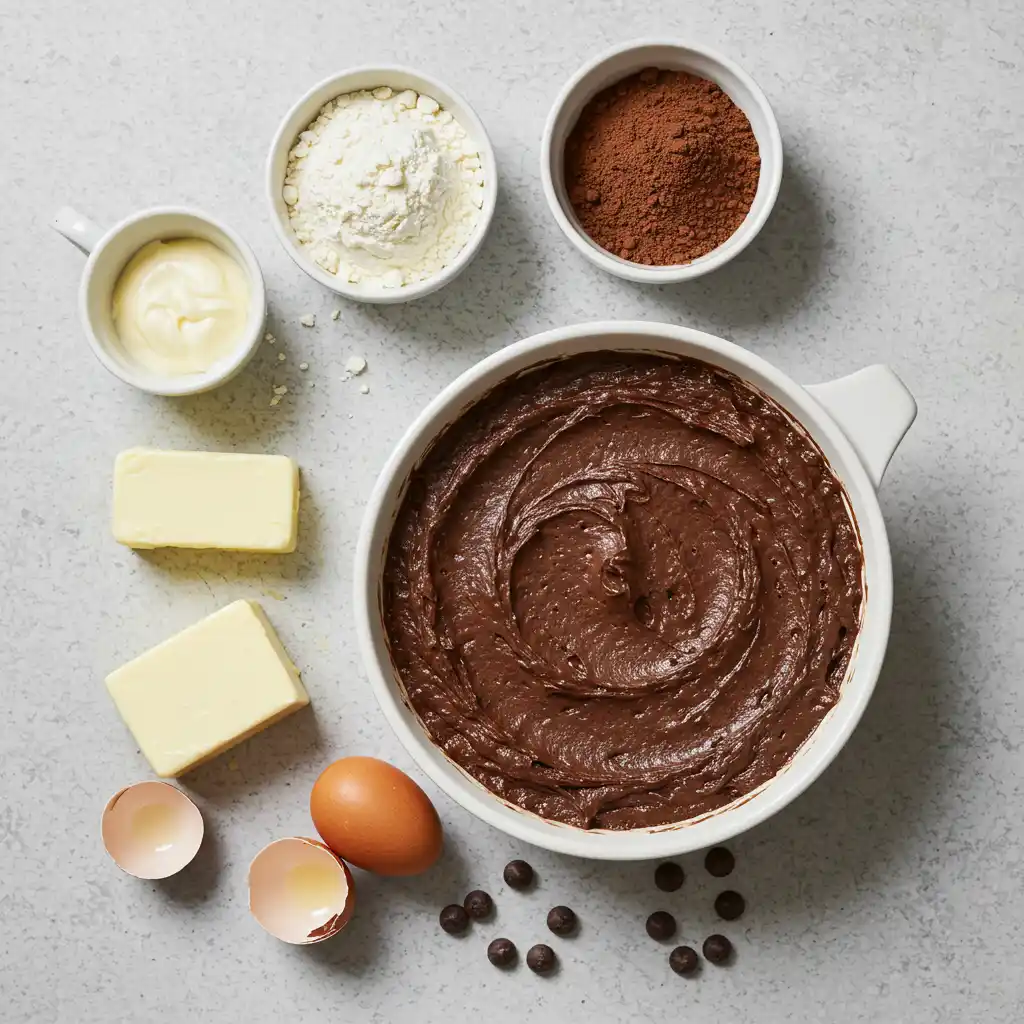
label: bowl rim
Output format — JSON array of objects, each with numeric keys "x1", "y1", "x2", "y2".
[
  {"x1": 264, "y1": 65, "x2": 499, "y2": 305},
  {"x1": 539, "y1": 38, "x2": 784, "y2": 284},
  {"x1": 354, "y1": 321, "x2": 893, "y2": 859}
]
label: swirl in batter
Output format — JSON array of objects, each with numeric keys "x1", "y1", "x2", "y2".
[{"x1": 383, "y1": 354, "x2": 864, "y2": 829}]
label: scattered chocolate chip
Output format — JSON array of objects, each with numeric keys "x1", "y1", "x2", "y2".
[
  {"x1": 669, "y1": 945, "x2": 699, "y2": 975},
  {"x1": 463, "y1": 889, "x2": 494, "y2": 919},
  {"x1": 645, "y1": 910, "x2": 677, "y2": 940},
  {"x1": 487, "y1": 937, "x2": 517, "y2": 967},
  {"x1": 654, "y1": 862, "x2": 685, "y2": 892},
  {"x1": 714, "y1": 890, "x2": 745, "y2": 921},
  {"x1": 504, "y1": 859, "x2": 534, "y2": 890},
  {"x1": 546, "y1": 905, "x2": 577, "y2": 936},
  {"x1": 439, "y1": 904, "x2": 469, "y2": 935},
  {"x1": 526, "y1": 943, "x2": 557, "y2": 974},
  {"x1": 704, "y1": 846, "x2": 735, "y2": 877},
  {"x1": 703, "y1": 933, "x2": 733, "y2": 964}
]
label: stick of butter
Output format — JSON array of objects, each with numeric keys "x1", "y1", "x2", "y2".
[
  {"x1": 112, "y1": 448, "x2": 299, "y2": 552},
  {"x1": 106, "y1": 600, "x2": 309, "y2": 776}
]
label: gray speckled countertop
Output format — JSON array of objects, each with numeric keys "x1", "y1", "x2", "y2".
[{"x1": 2, "y1": 2, "x2": 1022, "y2": 1021}]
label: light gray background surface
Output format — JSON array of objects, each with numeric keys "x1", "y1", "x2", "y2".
[{"x1": 2, "y1": 1, "x2": 1022, "y2": 1021}]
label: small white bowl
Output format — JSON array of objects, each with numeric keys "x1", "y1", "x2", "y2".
[
  {"x1": 52, "y1": 206, "x2": 267, "y2": 396},
  {"x1": 266, "y1": 66, "x2": 498, "y2": 305},
  {"x1": 541, "y1": 40, "x2": 783, "y2": 283}
]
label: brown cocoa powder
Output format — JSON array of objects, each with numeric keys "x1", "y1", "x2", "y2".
[{"x1": 564, "y1": 68, "x2": 761, "y2": 265}]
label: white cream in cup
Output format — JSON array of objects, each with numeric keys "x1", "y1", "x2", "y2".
[{"x1": 52, "y1": 206, "x2": 267, "y2": 396}]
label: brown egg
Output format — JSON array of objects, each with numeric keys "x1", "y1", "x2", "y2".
[{"x1": 310, "y1": 756, "x2": 443, "y2": 876}]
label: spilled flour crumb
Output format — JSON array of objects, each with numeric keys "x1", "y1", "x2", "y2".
[{"x1": 343, "y1": 356, "x2": 367, "y2": 379}]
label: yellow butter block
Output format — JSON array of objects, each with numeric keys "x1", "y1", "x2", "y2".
[
  {"x1": 105, "y1": 600, "x2": 309, "y2": 777},
  {"x1": 112, "y1": 448, "x2": 299, "y2": 552}
]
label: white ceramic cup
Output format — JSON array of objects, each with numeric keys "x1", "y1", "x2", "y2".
[
  {"x1": 541, "y1": 40, "x2": 784, "y2": 283},
  {"x1": 266, "y1": 66, "x2": 498, "y2": 304},
  {"x1": 354, "y1": 321, "x2": 917, "y2": 861},
  {"x1": 52, "y1": 205, "x2": 267, "y2": 396}
]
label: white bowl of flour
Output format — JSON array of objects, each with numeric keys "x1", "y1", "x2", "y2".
[{"x1": 267, "y1": 66, "x2": 498, "y2": 303}]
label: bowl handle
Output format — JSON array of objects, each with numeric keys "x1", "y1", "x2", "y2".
[
  {"x1": 804, "y1": 365, "x2": 917, "y2": 490},
  {"x1": 52, "y1": 205, "x2": 104, "y2": 255}
]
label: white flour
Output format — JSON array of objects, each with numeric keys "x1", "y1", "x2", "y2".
[{"x1": 284, "y1": 87, "x2": 485, "y2": 289}]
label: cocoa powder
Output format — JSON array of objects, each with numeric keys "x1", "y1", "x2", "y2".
[{"x1": 564, "y1": 68, "x2": 761, "y2": 265}]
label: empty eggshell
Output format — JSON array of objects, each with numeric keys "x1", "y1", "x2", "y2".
[
  {"x1": 248, "y1": 837, "x2": 355, "y2": 944},
  {"x1": 101, "y1": 781, "x2": 204, "y2": 879}
]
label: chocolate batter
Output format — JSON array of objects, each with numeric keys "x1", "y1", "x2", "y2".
[{"x1": 383, "y1": 354, "x2": 863, "y2": 830}]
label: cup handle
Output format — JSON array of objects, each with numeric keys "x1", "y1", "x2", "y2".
[
  {"x1": 804, "y1": 365, "x2": 917, "y2": 490},
  {"x1": 52, "y1": 206, "x2": 105, "y2": 255}
]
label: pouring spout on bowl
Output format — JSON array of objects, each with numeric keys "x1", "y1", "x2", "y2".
[{"x1": 805, "y1": 365, "x2": 917, "y2": 489}]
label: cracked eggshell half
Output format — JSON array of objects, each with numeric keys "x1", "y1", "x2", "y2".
[
  {"x1": 248, "y1": 837, "x2": 355, "y2": 944},
  {"x1": 101, "y1": 780, "x2": 204, "y2": 879}
]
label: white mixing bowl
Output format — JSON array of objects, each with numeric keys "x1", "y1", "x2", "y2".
[{"x1": 354, "y1": 322, "x2": 916, "y2": 859}]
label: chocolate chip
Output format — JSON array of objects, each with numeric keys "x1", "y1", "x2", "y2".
[
  {"x1": 703, "y1": 933, "x2": 733, "y2": 964},
  {"x1": 669, "y1": 945, "x2": 699, "y2": 975},
  {"x1": 645, "y1": 910, "x2": 677, "y2": 940},
  {"x1": 526, "y1": 943, "x2": 557, "y2": 974},
  {"x1": 704, "y1": 846, "x2": 735, "y2": 877},
  {"x1": 439, "y1": 904, "x2": 469, "y2": 935},
  {"x1": 714, "y1": 890, "x2": 745, "y2": 921},
  {"x1": 654, "y1": 862, "x2": 684, "y2": 892},
  {"x1": 503, "y1": 859, "x2": 534, "y2": 889},
  {"x1": 546, "y1": 905, "x2": 577, "y2": 936},
  {"x1": 487, "y1": 937, "x2": 517, "y2": 967},
  {"x1": 463, "y1": 889, "x2": 494, "y2": 919}
]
